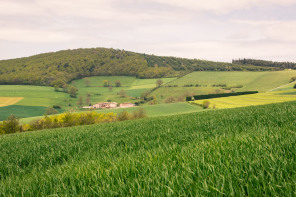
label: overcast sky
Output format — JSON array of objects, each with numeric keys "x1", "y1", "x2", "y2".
[{"x1": 1, "y1": 0, "x2": 296, "y2": 62}]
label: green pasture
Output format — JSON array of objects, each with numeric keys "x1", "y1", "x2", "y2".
[
  {"x1": 0, "y1": 85, "x2": 68, "y2": 107},
  {"x1": 0, "y1": 105, "x2": 48, "y2": 120},
  {"x1": 192, "y1": 89, "x2": 296, "y2": 109},
  {"x1": 167, "y1": 70, "x2": 296, "y2": 91},
  {"x1": 0, "y1": 76, "x2": 176, "y2": 120},
  {"x1": 1, "y1": 101, "x2": 296, "y2": 195},
  {"x1": 152, "y1": 70, "x2": 296, "y2": 103},
  {"x1": 73, "y1": 76, "x2": 176, "y2": 101}
]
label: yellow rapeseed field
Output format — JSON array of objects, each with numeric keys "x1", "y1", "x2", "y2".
[
  {"x1": 0, "y1": 97, "x2": 23, "y2": 107},
  {"x1": 192, "y1": 90, "x2": 296, "y2": 109}
]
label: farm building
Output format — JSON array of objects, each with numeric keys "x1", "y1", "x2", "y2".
[
  {"x1": 92, "y1": 102, "x2": 118, "y2": 109},
  {"x1": 83, "y1": 102, "x2": 135, "y2": 109},
  {"x1": 119, "y1": 103, "x2": 135, "y2": 108}
]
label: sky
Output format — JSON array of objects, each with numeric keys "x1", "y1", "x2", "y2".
[{"x1": 1, "y1": 0, "x2": 296, "y2": 62}]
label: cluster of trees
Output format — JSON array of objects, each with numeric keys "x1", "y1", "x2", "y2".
[
  {"x1": 232, "y1": 59, "x2": 296, "y2": 69},
  {"x1": 0, "y1": 108, "x2": 147, "y2": 134},
  {"x1": 183, "y1": 84, "x2": 206, "y2": 87},
  {"x1": 103, "y1": 80, "x2": 121, "y2": 87},
  {"x1": 0, "y1": 48, "x2": 279, "y2": 86},
  {"x1": 51, "y1": 79, "x2": 78, "y2": 97},
  {"x1": 164, "y1": 91, "x2": 195, "y2": 103},
  {"x1": 77, "y1": 94, "x2": 92, "y2": 106}
]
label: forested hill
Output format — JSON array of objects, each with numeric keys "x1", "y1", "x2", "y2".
[
  {"x1": 232, "y1": 58, "x2": 296, "y2": 69},
  {"x1": 0, "y1": 48, "x2": 278, "y2": 86}
]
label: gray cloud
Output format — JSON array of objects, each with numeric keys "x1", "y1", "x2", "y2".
[{"x1": 0, "y1": 0, "x2": 295, "y2": 62}]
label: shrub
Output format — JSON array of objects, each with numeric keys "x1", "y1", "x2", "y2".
[
  {"x1": 202, "y1": 101, "x2": 210, "y2": 109},
  {"x1": 119, "y1": 89, "x2": 127, "y2": 98},
  {"x1": 165, "y1": 96, "x2": 175, "y2": 103},
  {"x1": 132, "y1": 108, "x2": 147, "y2": 119},
  {"x1": 115, "y1": 80, "x2": 121, "y2": 87},
  {"x1": 2, "y1": 115, "x2": 21, "y2": 134},
  {"x1": 156, "y1": 79, "x2": 163, "y2": 87},
  {"x1": 28, "y1": 112, "x2": 117, "y2": 131},
  {"x1": 103, "y1": 80, "x2": 110, "y2": 87},
  {"x1": 117, "y1": 111, "x2": 131, "y2": 121},
  {"x1": 44, "y1": 107, "x2": 59, "y2": 116},
  {"x1": 0, "y1": 122, "x2": 5, "y2": 135},
  {"x1": 294, "y1": 84, "x2": 296, "y2": 89},
  {"x1": 53, "y1": 105, "x2": 61, "y2": 109}
]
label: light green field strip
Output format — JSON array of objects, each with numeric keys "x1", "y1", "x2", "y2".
[
  {"x1": 168, "y1": 70, "x2": 296, "y2": 92},
  {"x1": 192, "y1": 90, "x2": 296, "y2": 109},
  {"x1": 0, "y1": 97, "x2": 23, "y2": 107},
  {"x1": 130, "y1": 78, "x2": 177, "y2": 90}
]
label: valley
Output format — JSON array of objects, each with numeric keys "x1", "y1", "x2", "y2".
[{"x1": 1, "y1": 48, "x2": 296, "y2": 196}]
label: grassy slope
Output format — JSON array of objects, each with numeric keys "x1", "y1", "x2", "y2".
[
  {"x1": 192, "y1": 89, "x2": 296, "y2": 109},
  {"x1": 73, "y1": 76, "x2": 176, "y2": 101},
  {"x1": 0, "y1": 76, "x2": 176, "y2": 120},
  {"x1": 152, "y1": 70, "x2": 296, "y2": 103},
  {"x1": 0, "y1": 85, "x2": 68, "y2": 107},
  {"x1": 0, "y1": 106, "x2": 48, "y2": 120},
  {"x1": 1, "y1": 102, "x2": 296, "y2": 196}
]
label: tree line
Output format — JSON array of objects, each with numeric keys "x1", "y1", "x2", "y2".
[{"x1": 232, "y1": 58, "x2": 296, "y2": 69}]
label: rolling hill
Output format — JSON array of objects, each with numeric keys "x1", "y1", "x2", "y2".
[{"x1": 0, "y1": 48, "x2": 277, "y2": 86}]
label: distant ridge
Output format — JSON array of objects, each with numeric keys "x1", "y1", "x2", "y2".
[{"x1": 0, "y1": 47, "x2": 278, "y2": 86}]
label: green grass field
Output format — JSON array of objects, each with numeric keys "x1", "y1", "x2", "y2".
[
  {"x1": 73, "y1": 76, "x2": 176, "y2": 102},
  {"x1": 152, "y1": 70, "x2": 296, "y2": 103},
  {"x1": 19, "y1": 102, "x2": 203, "y2": 123},
  {"x1": 0, "y1": 105, "x2": 59, "y2": 120},
  {"x1": 1, "y1": 101, "x2": 296, "y2": 196},
  {"x1": 192, "y1": 89, "x2": 296, "y2": 109},
  {"x1": 1, "y1": 71, "x2": 295, "y2": 120},
  {"x1": 0, "y1": 77, "x2": 176, "y2": 120}
]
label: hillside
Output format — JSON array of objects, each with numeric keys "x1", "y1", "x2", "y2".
[
  {"x1": 1, "y1": 70, "x2": 295, "y2": 121},
  {"x1": 1, "y1": 101, "x2": 296, "y2": 195},
  {"x1": 151, "y1": 70, "x2": 296, "y2": 103},
  {"x1": 0, "y1": 48, "x2": 277, "y2": 86}
]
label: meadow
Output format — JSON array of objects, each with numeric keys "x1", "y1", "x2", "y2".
[
  {"x1": 73, "y1": 76, "x2": 176, "y2": 102},
  {"x1": 192, "y1": 89, "x2": 296, "y2": 109},
  {"x1": 1, "y1": 71, "x2": 295, "y2": 120},
  {"x1": 152, "y1": 70, "x2": 296, "y2": 103},
  {"x1": 1, "y1": 101, "x2": 296, "y2": 196},
  {"x1": 0, "y1": 76, "x2": 176, "y2": 120}
]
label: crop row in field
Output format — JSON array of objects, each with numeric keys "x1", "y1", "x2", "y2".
[
  {"x1": 1, "y1": 101, "x2": 296, "y2": 196},
  {"x1": 192, "y1": 89, "x2": 296, "y2": 109}
]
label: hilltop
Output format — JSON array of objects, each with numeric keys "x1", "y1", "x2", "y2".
[{"x1": 0, "y1": 48, "x2": 277, "y2": 86}]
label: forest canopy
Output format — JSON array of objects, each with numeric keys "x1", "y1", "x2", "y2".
[{"x1": 0, "y1": 48, "x2": 280, "y2": 86}]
